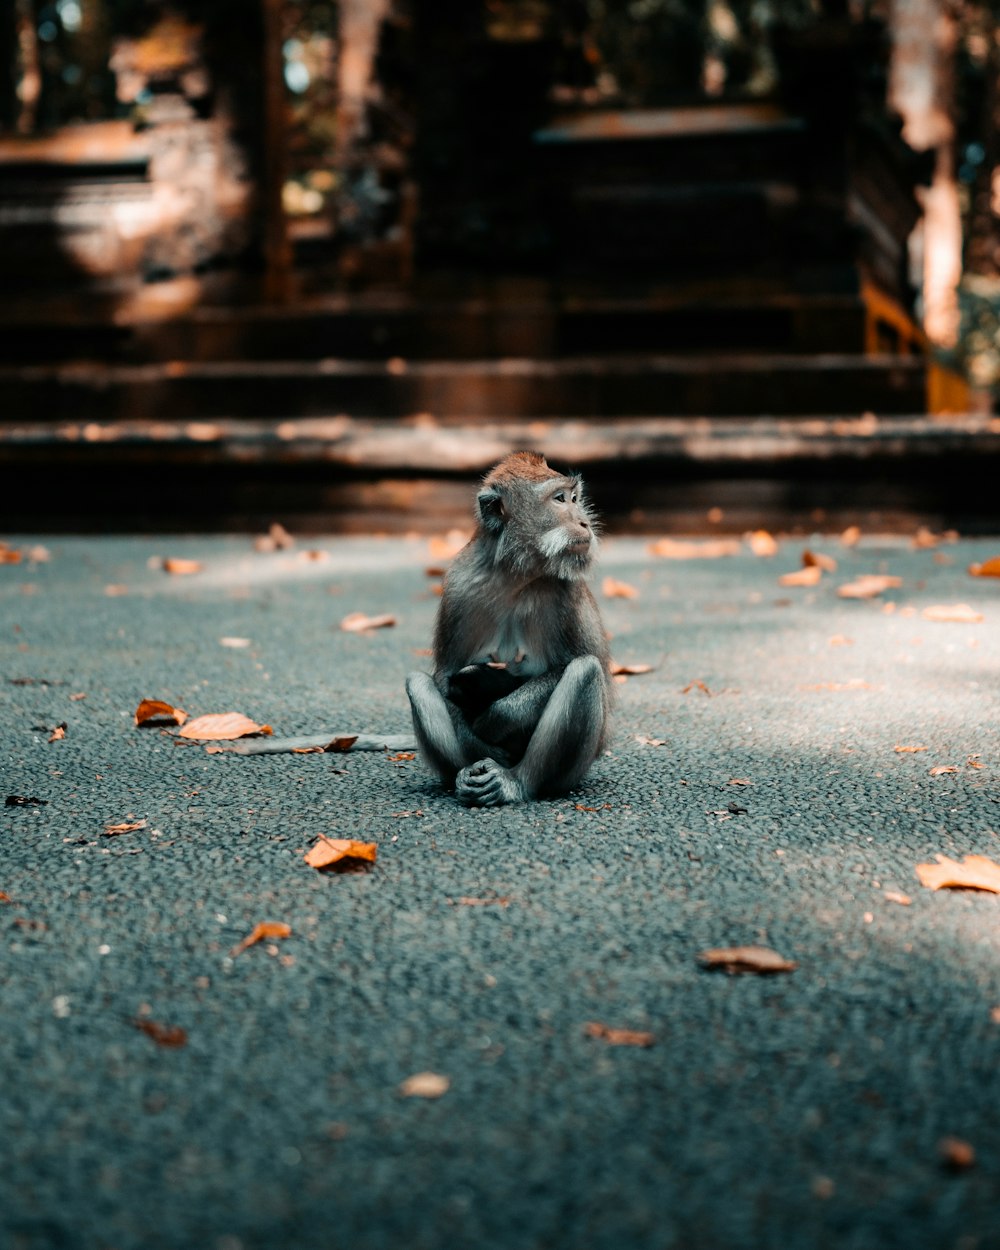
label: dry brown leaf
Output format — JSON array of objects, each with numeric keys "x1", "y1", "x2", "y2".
[
  {"x1": 728, "y1": 777, "x2": 752, "y2": 786},
  {"x1": 47, "y1": 724, "x2": 66, "y2": 743},
  {"x1": 229, "y1": 920, "x2": 293, "y2": 957},
  {"x1": 922, "y1": 603, "x2": 984, "y2": 623},
  {"x1": 915, "y1": 853, "x2": 1000, "y2": 892},
  {"x1": 681, "y1": 679, "x2": 711, "y2": 695},
  {"x1": 828, "y1": 635, "x2": 854, "y2": 647},
  {"x1": 884, "y1": 891, "x2": 912, "y2": 905},
  {"x1": 0, "y1": 891, "x2": 13, "y2": 903},
  {"x1": 178, "y1": 712, "x2": 273, "y2": 741},
  {"x1": 583, "y1": 1021, "x2": 656, "y2": 1047},
  {"x1": 254, "y1": 522, "x2": 295, "y2": 552},
  {"x1": 894, "y1": 744, "x2": 928, "y2": 753},
  {"x1": 698, "y1": 945, "x2": 798, "y2": 974},
  {"x1": 325, "y1": 735, "x2": 359, "y2": 753},
  {"x1": 969, "y1": 557, "x2": 1000, "y2": 578},
  {"x1": 747, "y1": 530, "x2": 778, "y2": 557},
  {"x1": 103, "y1": 819, "x2": 147, "y2": 837},
  {"x1": 610, "y1": 661, "x2": 654, "y2": 677},
  {"x1": 162, "y1": 557, "x2": 203, "y2": 576},
  {"x1": 929, "y1": 765, "x2": 959, "y2": 776},
  {"x1": 0, "y1": 548, "x2": 23, "y2": 564},
  {"x1": 779, "y1": 564, "x2": 822, "y2": 587},
  {"x1": 801, "y1": 680, "x2": 877, "y2": 692},
  {"x1": 648, "y1": 537, "x2": 741, "y2": 560},
  {"x1": 635, "y1": 735, "x2": 667, "y2": 747},
  {"x1": 340, "y1": 612, "x2": 397, "y2": 633},
  {"x1": 939, "y1": 1137, "x2": 976, "y2": 1170},
  {"x1": 69, "y1": 692, "x2": 87, "y2": 701},
  {"x1": 387, "y1": 751, "x2": 416, "y2": 762},
  {"x1": 602, "y1": 576, "x2": 639, "y2": 599},
  {"x1": 452, "y1": 895, "x2": 512, "y2": 907},
  {"x1": 399, "y1": 1071, "x2": 450, "y2": 1099},
  {"x1": 840, "y1": 525, "x2": 861, "y2": 546},
  {"x1": 135, "y1": 698, "x2": 188, "y2": 727},
  {"x1": 837, "y1": 574, "x2": 903, "y2": 599},
  {"x1": 803, "y1": 550, "x2": 838, "y2": 572},
  {"x1": 133, "y1": 1018, "x2": 188, "y2": 1048},
  {"x1": 304, "y1": 836, "x2": 378, "y2": 871}
]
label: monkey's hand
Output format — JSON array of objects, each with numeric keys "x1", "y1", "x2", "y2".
[{"x1": 447, "y1": 664, "x2": 525, "y2": 719}]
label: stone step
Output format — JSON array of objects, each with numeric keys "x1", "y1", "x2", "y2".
[
  {"x1": 0, "y1": 354, "x2": 925, "y2": 422},
  {"x1": 0, "y1": 294, "x2": 870, "y2": 364},
  {"x1": 1, "y1": 413, "x2": 994, "y2": 534}
]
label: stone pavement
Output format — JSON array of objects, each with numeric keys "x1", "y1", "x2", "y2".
[{"x1": 2, "y1": 527, "x2": 999, "y2": 1250}]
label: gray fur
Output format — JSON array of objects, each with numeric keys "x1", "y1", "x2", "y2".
[{"x1": 406, "y1": 457, "x2": 612, "y2": 805}]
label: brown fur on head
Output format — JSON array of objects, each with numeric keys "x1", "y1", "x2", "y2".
[{"x1": 483, "y1": 451, "x2": 560, "y2": 488}]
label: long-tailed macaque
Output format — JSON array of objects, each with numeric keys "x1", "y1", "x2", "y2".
[{"x1": 406, "y1": 451, "x2": 612, "y2": 806}]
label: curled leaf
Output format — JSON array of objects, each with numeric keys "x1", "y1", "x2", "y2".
[
  {"x1": 133, "y1": 1018, "x2": 188, "y2": 1048},
  {"x1": 399, "y1": 1071, "x2": 450, "y2": 1099},
  {"x1": 162, "y1": 557, "x2": 203, "y2": 576},
  {"x1": 915, "y1": 853, "x2": 1000, "y2": 893},
  {"x1": 837, "y1": 574, "x2": 902, "y2": 599},
  {"x1": 178, "y1": 712, "x2": 273, "y2": 741},
  {"x1": 929, "y1": 765, "x2": 960, "y2": 776},
  {"x1": 230, "y1": 920, "x2": 292, "y2": 957},
  {"x1": 922, "y1": 604, "x2": 984, "y2": 624},
  {"x1": 304, "y1": 836, "x2": 378, "y2": 872},
  {"x1": 135, "y1": 699, "x2": 188, "y2": 728},
  {"x1": 104, "y1": 819, "x2": 147, "y2": 837},
  {"x1": 803, "y1": 550, "x2": 837, "y2": 572},
  {"x1": 969, "y1": 557, "x2": 1000, "y2": 578},
  {"x1": 939, "y1": 1137, "x2": 976, "y2": 1170},
  {"x1": 340, "y1": 612, "x2": 397, "y2": 633},
  {"x1": 779, "y1": 564, "x2": 822, "y2": 587},
  {"x1": 894, "y1": 744, "x2": 928, "y2": 753},
  {"x1": 698, "y1": 945, "x2": 797, "y2": 974},
  {"x1": 610, "y1": 661, "x2": 654, "y2": 677}
]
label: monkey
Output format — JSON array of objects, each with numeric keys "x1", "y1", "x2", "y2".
[{"x1": 406, "y1": 451, "x2": 612, "y2": 806}]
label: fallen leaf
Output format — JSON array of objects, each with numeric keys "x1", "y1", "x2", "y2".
[
  {"x1": 0, "y1": 547, "x2": 23, "y2": 564},
  {"x1": 428, "y1": 530, "x2": 469, "y2": 562},
  {"x1": 990, "y1": 1006, "x2": 1000, "y2": 1025},
  {"x1": 779, "y1": 564, "x2": 822, "y2": 587},
  {"x1": 575, "y1": 803, "x2": 612, "y2": 811},
  {"x1": 698, "y1": 945, "x2": 797, "y2": 974},
  {"x1": 133, "y1": 1018, "x2": 188, "y2": 1048},
  {"x1": 894, "y1": 744, "x2": 928, "y2": 753},
  {"x1": 837, "y1": 574, "x2": 902, "y2": 599},
  {"x1": 162, "y1": 557, "x2": 203, "y2": 575},
  {"x1": 304, "y1": 836, "x2": 378, "y2": 871},
  {"x1": 254, "y1": 522, "x2": 295, "y2": 552},
  {"x1": 103, "y1": 819, "x2": 147, "y2": 837},
  {"x1": 325, "y1": 735, "x2": 359, "y2": 753},
  {"x1": 583, "y1": 1021, "x2": 656, "y2": 1047},
  {"x1": 915, "y1": 853, "x2": 1000, "y2": 892},
  {"x1": 47, "y1": 724, "x2": 66, "y2": 743},
  {"x1": 0, "y1": 891, "x2": 12, "y2": 903},
  {"x1": 922, "y1": 604, "x2": 984, "y2": 623},
  {"x1": 602, "y1": 576, "x2": 639, "y2": 599},
  {"x1": 451, "y1": 895, "x2": 512, "y2": 907},
  {"x1": 828, "y1": 635, "x2": 854, "y2": 647},
  {"x1": 803, "y1": 550, "x2": 838, "y2": 572},
  {"x1": 399, "y1": 1071, "x2": 450, "y2": 1099},
  {"x1": 610, "y1": 661, "x2": 654, "y2": 677},
  {"x1": 969, "y1": 557, "x2": 1000, "y2": 578},
  {"x1": 840, "y1": 525, "x2": 861, "y2": 546},
  {"x1": 229, "y1": 920, "x2": 293, "y2": 957},
  {"x1": 104, "y1": 584, "x2": 129, "y2": 597},
  {"x1": 681, "y1": 679, "x2": 711, "y2": 695},
  {"x1": 178, "y1": 712, "x2": 273, "y2": 740},
  {"x1": 648, "y1": 537, "x2": 741, "y2": 559},
  {"x1": 219, "y1": 637, "x2": 252, "y2": 648},
  {"x1": 929, "y1": 766, "x2": 960, "y2": 776},
  {"x1": 69, "y1": 692, "x2": 87, "y2": 701},
  {"x1": 747, "y1": 530, "x2": 778, "y2": 557},
  {"x1": 727, "y1": 777, "x2": 752, "y2": 786},
  {"x1": 425, "y1": 565, "x2": 447, "y2": 578},
  {"x1": 634, "y1": 735, "x2": 668, "y2": 746},
  {"x1": 387, "y1": 751, "x2": 416, "y2": 762},
  {"x1": 340, "y1": 612, "x2": 397, "y2": 633},
  {"x1": 883, "y1": 891, "x2": 912, "y2": 905},
  {"x1": 135, "y1": 699, "x2": 188, "y2": 728},
  {"x1": 913, "y1": 527, "x2": 942, "y2": 549},
  {"x1": 800, "y1": 679, "x2": 877, "y2": 692},
  {"x1": 939, "y1": 1137, "x2": 975, "y2": 1170}
]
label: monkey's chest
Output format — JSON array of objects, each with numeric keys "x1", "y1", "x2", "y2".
[{"x1": 469, "y1": 616, "x2": 550, "y2": 677}]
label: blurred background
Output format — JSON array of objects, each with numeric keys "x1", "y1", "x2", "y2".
[{"x1": 2, "y1": 0, "x2": 1000, "y2": 532}]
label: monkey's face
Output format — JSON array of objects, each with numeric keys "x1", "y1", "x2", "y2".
[{"x1": 476, "y1": 473, "x2": 598, "y2": 581}]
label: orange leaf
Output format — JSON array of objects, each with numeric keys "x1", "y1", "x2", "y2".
[
  {"x1": 0, "y1": 548, "x2": 23, "y2": 564},
  {"x1": 133, "y1": 1018, "x2": 188, "y2": 1048},
  {"x1": 229, "y1": 920, "x2": 292, "y2": 957},
  {"x1": 698, "y1": 945, "x2": 797, "y2": 974},
  {"x1": 747, "y1": 530, "x2": 778, "y2": 557},
  {"x1": 837, "y1": 574, "x2": 902, "y2": 599},
  {"x1": 602, "y1": 576, "x2": 639, "y2": 599},
  {"x1": 894, "y1": 744, "x2": 928, "y2": 753},
  {"x1": 162, "y1": 557, "x2": 203, "y2": 575},
  {"x1": 135, "y1": 698, "x2": 188, "y2": 727},
  {"x1": 387, "y1": 752, "x2": 416, "y2": 762},
  {"x1": 840, "y1": 525, "x2": 861, "y2": 547},
  {"x1": 939, "y1": 1137, "x2": 976, "y2": 1170},
  {"x1": 779, "y1": 564, "x2": 822, "y2": 587},
  {"x1": 922, "y1": 603, "x2": 984, "y2": 623},
  {"x1": 800, "y1": 679, "x2": 877, "y2": 692},
  {"x1": 103, "y1": 819, "x2": 147, "y2": 837},
  {"x1": 340, "y1": 612, "x2": 397, "y2": 633},
  {"x1": 178, "y1": 712, "x2": 273, "y2": 740},
  {"x1": 929, "y1": 765, "x2": 960, "y2": 776},
  {"x1": 648, "y1": 537, "x2": 740, "y2": 560},
  {"x1": 451, "y1": 895, "x2": 512, "y2": 907},
  {"x1": 681, "y1": 679, "x2": 711, "y2": 695},
  {"x1": 47, "y1": 724, "x2": 66, "y2": 742},
  {"x1": 398, "y1": 1071, "x2": 450, "y2": 1099},
  {"x1": 304, "y1": 836, "x2": 378, "y2": 871},
  {"x1": 884, "y1": 891, "x2": 912, "y2": 905},
  {"x1": 0, "y1": 891, "x2": 13, "y2": 903},
  {"x1": 828, "y1": 635, "x2": 854, "y2": 647},
  {"x1": 803, "y1": 550, "x2": 837, "y2": 572},
  {"x1": 583, "y1": 1021, "x2": 656, "y2": 1047},
  {"x1": 969, "y1": 557, "x2": 1000, "y2": 578},
  {"x1": 915, "y1": 853, "x2": 1000, "y2": 892},
  {"x1": 609, "y1": 661, "x2": 654, "y2": 677}
]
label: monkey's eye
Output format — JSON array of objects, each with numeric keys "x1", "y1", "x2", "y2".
[
  {"x1": 571, "y1": 493, "x2": 578, "y2": 503},
  {"x1": 554, "y1": 491, "x2": 566, "y2": 503}
]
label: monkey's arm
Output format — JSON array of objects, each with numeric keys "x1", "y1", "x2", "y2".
[
  {"x1": 446, "y1": 663, "x2": 526, "y2": 720},
  {"x1": 470, "y1": 673, "x2": 562, "y2": 756}
]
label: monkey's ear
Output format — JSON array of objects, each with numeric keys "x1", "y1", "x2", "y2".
[{"x1": 476, "y1": 487, "x2": 506, "y2": 534}]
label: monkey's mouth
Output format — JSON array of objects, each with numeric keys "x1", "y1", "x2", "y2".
[{"x1": 566, "y1": 539, "x2": 592, "y2": 555}]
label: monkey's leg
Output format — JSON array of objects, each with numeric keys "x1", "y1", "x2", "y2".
[
  {"x1": 406, "y1": 671, "x2": 497, "y2": 786},
  {"x1": 456, "y1": 656, "x2": 606, "y2": 807}
]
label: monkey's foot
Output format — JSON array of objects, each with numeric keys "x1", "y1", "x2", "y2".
[{"x1": 456, "y1": 758, "x2": 526, "y2": 807}]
